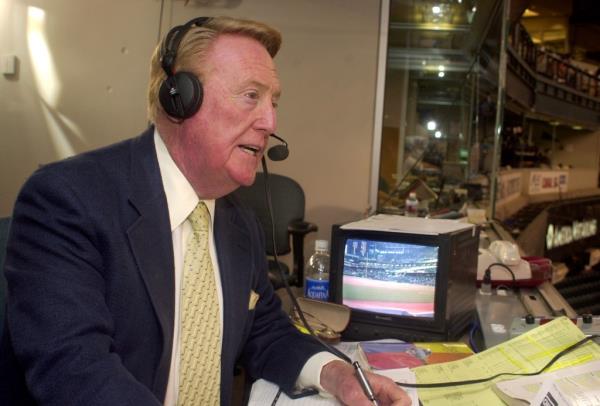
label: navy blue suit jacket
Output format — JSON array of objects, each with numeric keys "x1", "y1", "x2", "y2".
[{"x1": 0, "y1": 127, "x2": 323, "y2": 405}]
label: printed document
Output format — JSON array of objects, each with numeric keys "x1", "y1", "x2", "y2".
[
  {"x1": 412, "y1": 317, "x2": 600, "y2": 405},
  {"x1": 494, "y1": 359, "x2": 600, "y2": 405}
]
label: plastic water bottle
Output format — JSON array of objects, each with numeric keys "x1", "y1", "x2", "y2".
[
  {"x1": 304, "y1": 240, "x2": 330, "y2": 301},
  {"x1": 405, "y1": 192, "x2": 419, "y2": 217}
]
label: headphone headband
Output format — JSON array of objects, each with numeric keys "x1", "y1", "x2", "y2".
[
  {"x1": 158, "y1": 17, "x2": 211, "y2": 120},
  {"x1": 160, "y1": 17, "x2": 211, "y2": 77}
]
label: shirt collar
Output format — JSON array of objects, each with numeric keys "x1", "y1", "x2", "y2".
[{"x1": 154, "y1": 128, "x2": 215, "y2": 231}]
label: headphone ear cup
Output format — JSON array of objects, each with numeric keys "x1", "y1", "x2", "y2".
[{"x1": 158, "y1": 71, "x2": 203, "y2": 119}]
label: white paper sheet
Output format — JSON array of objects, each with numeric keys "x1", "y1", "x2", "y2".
[
  {"x1": 340, "y1": 214, "x2": 474, "y2": 235},
  {"x1": 248, "y1": 367, "x2": 419, "y2": 406},
  {"x1": 494, "y1": 359, "x2": 600, "y2": 405}
]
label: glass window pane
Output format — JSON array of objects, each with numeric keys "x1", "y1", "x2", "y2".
[{"x1": 377, "y1": 0, "x2": 504, "y2": 216}]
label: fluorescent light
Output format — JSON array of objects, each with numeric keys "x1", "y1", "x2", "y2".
[
  {"x1": 432, "y1": 6, "x2": 441, "y2": 14},
  {"x1": 438, "y1": 71, "x2": 445, "y2": 77},
  {"x1": 523, "y1": 8, "x2": 539, "y2": 17},
  {"x1": 435, "y1": 131, "x2": 442, "y2": 138},
  {"x1": 27, "y1": 6, "x2": 59, "y2": 105},
  {"x1": 427, "y1": 121, "x2": 437, "y2": 131},
  {"x1": 27, "y1": 5, "x2": 82, "y2": 158}
]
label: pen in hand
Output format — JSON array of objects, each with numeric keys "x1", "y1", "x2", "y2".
[{"x1": 353, "y1": 361, "x2": 380, "y2": 406}]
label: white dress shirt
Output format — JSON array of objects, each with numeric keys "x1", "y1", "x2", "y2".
[{"x1": 153, "y1": 130, "x2": 337, "y2": 406}]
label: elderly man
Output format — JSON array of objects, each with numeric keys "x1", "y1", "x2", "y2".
[{"x1": 0, "y1": 16, "x2": 410, "y2": 406}]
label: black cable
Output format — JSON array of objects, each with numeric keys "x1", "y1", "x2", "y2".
[
  {"x1": 394, "y1": 334, "x2": 599, "y2": 389},
  {"x1": 487, "y1": 262, "x2": 517, "y2": 285},
  {"x1": 261, "y1": 157, "x2": 354, "y2": 404},
  {"x1": 270, "y1": 388, "x2": 282, "y2": 406},
  {"x1": 468, "y1": 319, "x2": 480, "y2": 354},
  {"x1": 260, "y1": 157, "x2": 352, "y2": 367}
]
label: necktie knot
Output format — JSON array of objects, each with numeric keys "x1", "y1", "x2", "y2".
[{"x1": 188, "y1": 202, "x2": 210, "y2": 233}]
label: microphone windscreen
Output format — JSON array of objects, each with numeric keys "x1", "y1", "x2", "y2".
[{"x1": 267, "y1": 144, "x2": 289, "y2": 161}]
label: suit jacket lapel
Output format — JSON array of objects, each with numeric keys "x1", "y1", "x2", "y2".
[
  {"x1": 122, "y1": 130, "x2": 255, "y2": 398},
  {"x1": 125, "y1": 129, "x2": 175, "y2": 397}
]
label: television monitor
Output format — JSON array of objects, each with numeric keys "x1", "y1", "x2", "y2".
[{"x1": 329, "y1": 215, "x2": 480, "y2": 342}]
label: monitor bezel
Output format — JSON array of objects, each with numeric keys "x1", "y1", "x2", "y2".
[{"x1": 330, "y1": 227, "x2": 451, "y2": 335}]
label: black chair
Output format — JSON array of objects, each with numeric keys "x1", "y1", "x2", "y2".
[
  {"x1": 232, "y1": 172, "x2": 317, "y2": 290},
  {"x1": 0, "y1": 217, "x2": 11, "y2": 339}
]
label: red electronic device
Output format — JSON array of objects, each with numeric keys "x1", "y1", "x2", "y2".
[{"x1": 522, "y1": 256, "x2": 553, "y2": 284}]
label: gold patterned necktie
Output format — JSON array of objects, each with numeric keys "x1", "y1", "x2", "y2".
[{"x1": 178, "y1": 202, "x2": 221, "y2": 405}]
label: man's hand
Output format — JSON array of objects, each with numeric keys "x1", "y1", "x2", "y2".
[{"x1": 320, "y1": 360, "x2": 411, "y2": 406}]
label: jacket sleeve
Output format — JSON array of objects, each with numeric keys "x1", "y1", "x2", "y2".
[
  {"x1": 4, "y1": 168, "x2": 162, "y2": 406},
  {"x1": 237, "y1": 212, "x2": 325, "y2": 391}
]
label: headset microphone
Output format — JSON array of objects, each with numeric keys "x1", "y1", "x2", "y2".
[
  {"x1": 260, "y1": 154, "x2": 358, "y2": 401},
  {"x1": 267, "y1": 133, "x2": 289, "y2": 161}
]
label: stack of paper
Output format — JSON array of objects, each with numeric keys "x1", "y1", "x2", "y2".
[
  {"x1": 413, "y1": 317, "x2": 600, "y2": 405},
  {"x1": 248, "y1": 317, "x2": 600, "y2": 405},
  {"x1": 358, "y1": 340, "x2": 473, "y2": 370}
]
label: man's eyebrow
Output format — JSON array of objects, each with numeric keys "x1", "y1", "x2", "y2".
[{"x1": 245, "y1": 80, "x2": 281, "y2": 99}]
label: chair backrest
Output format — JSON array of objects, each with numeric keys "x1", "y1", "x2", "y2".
[
  {"x1": 232, "y1": 172, "x2": 306, "y2": 256},
  {"x1": 0, "y1": 217, "x2": 11, "y2": 338}
]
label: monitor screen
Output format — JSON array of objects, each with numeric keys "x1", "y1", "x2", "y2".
[
  {"x1": 330, "y1": 215, "x2": 479, "y2": 342},
  {"x1": 341, "y1": 238, "x2": 438, "y2": 318}
]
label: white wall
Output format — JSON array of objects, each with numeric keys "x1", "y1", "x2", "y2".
[
  {"x1": 1, "y1": 0, "x2": 383, "y2": 251},
  {"x1": 1, "y1": 0, "x2": 160, "y2": 212},
  {"x1": 551, "y1": 129, "x2": 600, "y2": 170}
]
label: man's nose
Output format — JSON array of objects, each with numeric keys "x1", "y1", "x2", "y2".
[{"x1": 255, "y1": 100, "x2": 277, "y2": 134}]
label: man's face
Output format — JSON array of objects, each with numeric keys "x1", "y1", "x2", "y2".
[{"x1": 169, "y1": 34, "x2": 280, "y2": 198}]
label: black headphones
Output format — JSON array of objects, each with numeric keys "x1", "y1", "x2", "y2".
[
  {"x1": 158, "y1": 17, "x2": 290, "y2": 161},
  {"x1": 159, "y1": 17, "x2": 211, "y2": 120}
]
